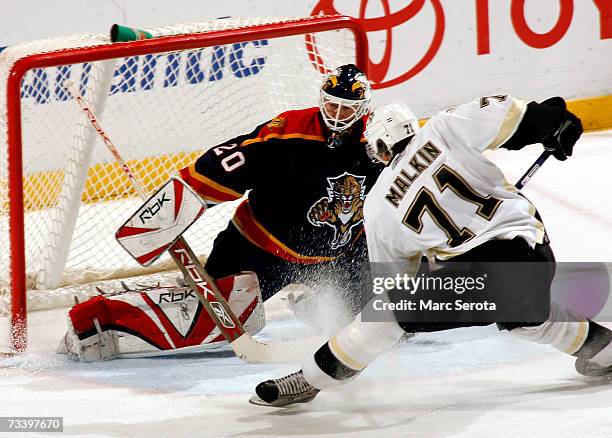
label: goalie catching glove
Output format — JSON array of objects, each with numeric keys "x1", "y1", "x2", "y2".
[{"x1": 57, "y1": 271, "x2": 265, "y2": 361}]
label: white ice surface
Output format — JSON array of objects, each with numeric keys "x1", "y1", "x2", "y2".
[{"x1": 1, "y1": 131, "x2": 611, "y2": 437}]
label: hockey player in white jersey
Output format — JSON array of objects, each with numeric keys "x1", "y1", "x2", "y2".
[{"x1": 250, "y1": 95, "x2": 612, "y2": 407}]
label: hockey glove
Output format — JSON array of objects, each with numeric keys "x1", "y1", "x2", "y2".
[{"x1": 540, "y1": 97, "x2": 583, "y2": 161}]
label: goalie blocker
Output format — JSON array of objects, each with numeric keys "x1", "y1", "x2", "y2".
[
  {"x1": 58, "y1": 271, "x2": 265, "y2": 361},
  {"x1": 115, "y1": 176, "x2": 207, "y2": 267}
]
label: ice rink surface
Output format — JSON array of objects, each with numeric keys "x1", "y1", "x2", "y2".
[{"x1": 1, "y1": 131, "x2": 611, "y2": 437}]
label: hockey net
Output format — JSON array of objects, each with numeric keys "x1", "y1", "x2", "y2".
[{"x1": 0, "y1": 16, "x2": 366, "y2": 351}]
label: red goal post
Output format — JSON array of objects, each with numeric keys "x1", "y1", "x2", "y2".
[{"x1": 0, "y1": 15, "x2": 368, "y2": 352}]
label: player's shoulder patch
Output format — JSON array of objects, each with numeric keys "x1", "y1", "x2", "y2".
[
  {"x1": 267, "y1": 115, "x2": 287, "y2": 130},
  {"x1": 270, "y1": 107, "x2": 325, "y2": 138},
  {"x1": 241, "y1": 108, "x2": 325, "y2": 147}
]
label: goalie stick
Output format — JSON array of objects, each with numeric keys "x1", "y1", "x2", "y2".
[{"x1": 63, "y1": 80, "x2": 303, "y2": 364}]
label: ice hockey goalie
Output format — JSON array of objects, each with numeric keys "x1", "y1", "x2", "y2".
[{"x1": 57, "y1": 272, "x2": 265, "y2": 361}]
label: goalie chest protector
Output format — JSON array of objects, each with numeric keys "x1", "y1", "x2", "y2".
[{"x1": 180, "y1": 107, "x2": 383, "y2": 261}]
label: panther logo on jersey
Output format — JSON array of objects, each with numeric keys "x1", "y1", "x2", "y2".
[{"x1": 307, "y1": 172, "x2": 366, "y2": 249}]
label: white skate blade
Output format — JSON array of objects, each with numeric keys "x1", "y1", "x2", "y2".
[
  {"x1": 248, "y1": 395, "x2": 274, "y2": 407},
  {"x1": 248, "y1": 389, "x2": 319, "y2": 407}
]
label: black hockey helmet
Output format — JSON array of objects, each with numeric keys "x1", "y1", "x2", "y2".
[{"x1": 319, "y1": 64, "x2": 371, "y2": 133}]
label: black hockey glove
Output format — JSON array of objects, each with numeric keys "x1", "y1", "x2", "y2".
[
  {"x1": 539, "y1": 97, "x2": 583, "y2": 161},
  {"x1": 501, "y1": 96, "x2": 583, "y2": 157}
]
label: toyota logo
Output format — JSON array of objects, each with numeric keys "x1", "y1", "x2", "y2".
[{"x1": 311, "y1": 0, "x2": 445, "y2": 89}]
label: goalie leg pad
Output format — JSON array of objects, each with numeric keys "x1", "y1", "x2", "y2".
[
  {"x1": 59, "y1": 271, "x2": 265, "y2": 361},
  {"x1": 58, "y1": 300, "x2": 120, "y2": 361}
]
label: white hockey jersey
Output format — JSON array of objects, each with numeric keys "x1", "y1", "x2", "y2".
[{"x1": 364, "y1": 95, "x2": 545, "y2": 270}]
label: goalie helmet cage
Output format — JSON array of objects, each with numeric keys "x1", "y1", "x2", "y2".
[{"x1": 0, "y1": 15, "x2": 368, "y2": 352}]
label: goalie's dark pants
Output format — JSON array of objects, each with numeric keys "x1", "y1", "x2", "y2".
[
  {"x1": 204, "y1": 222, "x2": 369, "y2": 310},
  {"x1": 394, "y1": 237, "x2": 556, "y2": 333}
]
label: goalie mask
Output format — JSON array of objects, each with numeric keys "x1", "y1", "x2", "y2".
[
  {"x1": 364, "y1": 102, "x2": 420, "y2": 164},
  {"x1": 319, "y1": 64, "x2": 371, "y2": 135}
]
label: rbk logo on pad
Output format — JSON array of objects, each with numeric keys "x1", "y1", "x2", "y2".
[
  {"x1": 158, "y1": 290, "x2": 197, "y2": 304},
  {"x1": 139, "y1": 193, "x2": 171, "y2": 224}
]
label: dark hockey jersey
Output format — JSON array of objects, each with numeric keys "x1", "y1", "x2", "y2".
[{"x1": 179, "y1": 107, "x2": 383, "y2": 263}]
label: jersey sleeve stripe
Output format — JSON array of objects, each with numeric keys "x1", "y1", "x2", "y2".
[
  {"x1": 563, "y1": 321, "x2": 590, "y2": 354},
  {"x1": 329, "y1": 335, "x2": 366, "y2": 370},
  {"x1": 179, "y1": 164, "x2": 243, "y2": 203},
  {"x1": 487, "y1": 98, "x2": 528, "y2": 150},
  {"x1": 525, "y1": 201, "x2": 546, "y2": 244},
  {"x1": 240, "y1": 132, "x2": 326, "y2": 147},
  {"x1": 231, "y1": 200, "x2": 337, "y2": 264}
]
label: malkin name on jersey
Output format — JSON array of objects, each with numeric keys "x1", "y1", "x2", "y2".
[{"x1": 385, "y1": 141, "x2": 441, "y2": 208}]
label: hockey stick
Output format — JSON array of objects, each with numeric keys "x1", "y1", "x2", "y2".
[
  {"x1": 63, "y1": 80, "x2": 299, "y2": 364},
  {"x1": 515, "y1": 150, "x2": 553, "y2": 190}
]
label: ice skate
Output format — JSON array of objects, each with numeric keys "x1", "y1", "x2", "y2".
[
  {"x1": 575, "y1": 358, "x2": 612, "y2": 378},
  {"x1": 249, "y1": 371, "x2": 320, "y2": 407},
  {"x1": 574, "y1": 322, "x2": 612, "y2": 378}
]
